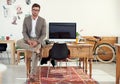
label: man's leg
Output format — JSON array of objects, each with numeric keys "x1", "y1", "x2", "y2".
[
  {"x1": 29, "y1": 52, "x2": 41, "y2": 81},
  {"x1": 17, "y1": 39, "x2": 41, "y2": 80},
  {"x1": 31, "y1": 44, "x2": 41, "y2": 75},
  {"x1": 16, "y1": 39, "x2": 41, "y2": 53},
  {"x1": 30, "y1": 53, "x2": 39, "y2": 75},
  {"x1": 16, "y1": 39, "x2": 34, "y2": 51}
]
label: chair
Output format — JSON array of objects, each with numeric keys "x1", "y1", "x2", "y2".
[
  {"x1": 16, "y1": 49, "x2": 27, "y2": 64},
  {"x1": 47, "y1": 43, "x2": 70, "y2": 78},
  {"x1": 0, "y1": 43, "x2": 10, "y2": 64}
]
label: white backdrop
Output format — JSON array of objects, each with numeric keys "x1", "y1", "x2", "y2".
[{"x1": 0, "y1": 0, "x2": 119, "y2": 41}]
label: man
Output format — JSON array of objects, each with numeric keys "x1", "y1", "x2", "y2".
[{"x1": 16, "y1": 3, "x2": 46, "y2": 81}]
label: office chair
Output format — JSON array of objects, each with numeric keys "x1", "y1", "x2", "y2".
[
  {"x1": 47, "y1": 43, "x2": 70, "y2": 78},
  {"x1": 0, "y1": 43, "x2": 10, "y2": 64}
]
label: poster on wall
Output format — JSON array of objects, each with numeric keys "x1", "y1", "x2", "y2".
[
  {"x1": 7, "y1": 0, "x2": 12, "y2": 5},
  {"x1": 2, "y1": 5, "x2": 8, "y2": 17},
  {"x1": 25, "y1": 0, "x2": 31, "y2": 5},
  {"x1": 6, "y1": 0, "x2": 16, "y2": 5},
  {"x1": 11, "y1": 16, "x2": 17, "y2": 25},
  {"x1": 1, "y1": 0, "x2": 33, "y2": 25},
  {"x1": 16, "y1": 5, "x2": 23, "y2": 19},
  {"x1": 16, "y1": 6, "x2": 22, "y2": 15}
]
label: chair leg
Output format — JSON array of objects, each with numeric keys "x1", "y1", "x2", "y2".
[
  {"x1": 17, "y1": 51, "x2": 20, "y2": 64},
  {"x1": 47, "y1": 59, "x2": 51, "y2": 78},
  {"x1": 0, "y1": 54, "x2": 3, "y2": 63},
  {"x1": 0, "y1": 52, "x2": 10, "y2": 64},
  {"x1": 38, "y1": 56, "x2": 42, "y2": 83},
  {"x1": 66, "y1": 60, "x2": 72, "y2": 78},
  {"x1": 6, "y1": 51, "x2": 10, "y2": 64}
]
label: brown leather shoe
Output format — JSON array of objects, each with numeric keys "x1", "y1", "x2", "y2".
[{"x1": 29, "y1": 74, "x2": 36, "y2": 82}]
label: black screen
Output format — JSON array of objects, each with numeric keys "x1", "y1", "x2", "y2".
[{"x1": 49, "y1": 22, "x2": 76, "y2": 39}]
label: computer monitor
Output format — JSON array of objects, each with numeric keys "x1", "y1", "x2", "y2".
[{"x1": 49, "y1": 22, "x2": 76, "y2": 43}]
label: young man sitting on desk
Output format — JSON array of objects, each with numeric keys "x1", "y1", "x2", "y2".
[{"x1": 16, "y1": 3, "x2": 46, "y2": 81}]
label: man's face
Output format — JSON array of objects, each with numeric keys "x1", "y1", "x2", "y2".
[{"x1": 32, "y1": 7, "x2": 40, "y2": 17}]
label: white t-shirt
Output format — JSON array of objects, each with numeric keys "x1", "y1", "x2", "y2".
[{"x1": 30, "y1": 17, "x2": 38, "y2": 37}]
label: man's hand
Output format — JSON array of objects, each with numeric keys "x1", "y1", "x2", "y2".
[
  {"x1": 31, "y1": 40, "x2": 38, "y2": 47},
  {"x1": 27, "y1": 40, "x2": 38, "y2": 47}
]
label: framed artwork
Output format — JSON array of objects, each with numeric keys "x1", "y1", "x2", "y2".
[{"x1": 7, "y1": 0, "x2": 12, "y2": 5}]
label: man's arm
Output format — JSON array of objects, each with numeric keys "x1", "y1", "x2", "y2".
[
  {"x1": 37, "y1": 19, "x2": 46, "y2": 44},
  {"x1": 22, "y1": 17, "x2": 30, "y2": 41}
]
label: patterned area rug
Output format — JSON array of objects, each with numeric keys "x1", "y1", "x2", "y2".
[{"x1": 26, "y1": 67, "x2": 98, "y2": 84}]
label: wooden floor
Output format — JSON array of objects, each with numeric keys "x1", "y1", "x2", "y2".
[{"x1": 1, "y1": 59, "x2": 116, "y2": 84}]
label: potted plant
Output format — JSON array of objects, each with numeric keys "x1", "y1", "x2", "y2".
[
  {"x1": 76, "y1": 32, "x2": 80, "y2": 38},
  {"x1": 76, "y1": 32, "x2": 80, "y2": 43}
]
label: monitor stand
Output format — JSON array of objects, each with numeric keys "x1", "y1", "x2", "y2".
[{"x1": 55, "y1": 41, "x2": 66, "y2": 44}]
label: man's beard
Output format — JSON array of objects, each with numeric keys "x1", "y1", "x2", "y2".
[{"x1": 32, "y1": 13, "x2": 38, "y2": 17}]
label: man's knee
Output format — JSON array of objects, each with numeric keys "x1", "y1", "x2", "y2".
[
  {"x1": 16, "y1": 39, "x2": 21, "y2": 46},
  {"x1": 16, "y1": 39, "x2": 24, "y2": 47}
]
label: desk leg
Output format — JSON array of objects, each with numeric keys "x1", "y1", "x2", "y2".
[
  {"x1": 83, "y1": 58, "x2": 85, "y2": 72},
  {"x1": 16, "y1": 51, "x2": 20, "y2": 64},
  {"x1": 89, "y1": 59, "x2": 92, "y2": 78},
  {"x1": 10, "y1": 42, "x2": 15, "y2": 64},
  {"x1": 116, "y1": 47, "x2": 120, "y2": 84},
  {"x1": 85, "y1": 58, "x2": 88, "y2": 74},
  {"x1": 79, "y1": 58, "x2": 84, "y2": 68}
]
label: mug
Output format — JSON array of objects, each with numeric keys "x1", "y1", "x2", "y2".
[
  {"x1": 1, "y1": 36, "x2": 5, "y2": 40},
  {"x1": 6, "y1": 36, "x2": 10, "y2": 40}
]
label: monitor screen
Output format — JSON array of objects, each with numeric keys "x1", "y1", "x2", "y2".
[{"x1": 49, "y1": 22, "x2": 76, "y2": 42}]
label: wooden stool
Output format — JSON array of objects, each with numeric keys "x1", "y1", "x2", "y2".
[
  {"x1": 16, "y1": 49, "x2": 32, "y2": 77},
  {"x1": 17, "y1": 49, "x2": 26, "y2": 64}
]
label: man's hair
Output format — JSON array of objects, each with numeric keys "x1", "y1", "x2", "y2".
[{"x1": 32, "y1": 3, "x2": 40, "y2": 9}]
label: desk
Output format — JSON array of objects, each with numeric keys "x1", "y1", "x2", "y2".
[
  {"x1": 0, "y1": 40, "x2": 15, "y2": 64},
  {"x1": 115, "y1": 44, "x2": 120, "y2": 84},
  {"x1": 25, "y1": 43, "x2": 93, "y2": 78}
]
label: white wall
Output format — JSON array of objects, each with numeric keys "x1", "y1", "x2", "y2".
[{"x1": 0, "y1": 0, "x2": 119, "y2": 40}]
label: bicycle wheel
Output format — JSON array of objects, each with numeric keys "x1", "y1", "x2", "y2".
[{"x1": 94, "y1": 43, "x2": 115, "y2": 63}]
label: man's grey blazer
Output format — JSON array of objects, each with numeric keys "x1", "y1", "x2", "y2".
[{"x1": 22, "y1": 15, "x2": 46, "y2": 44}]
